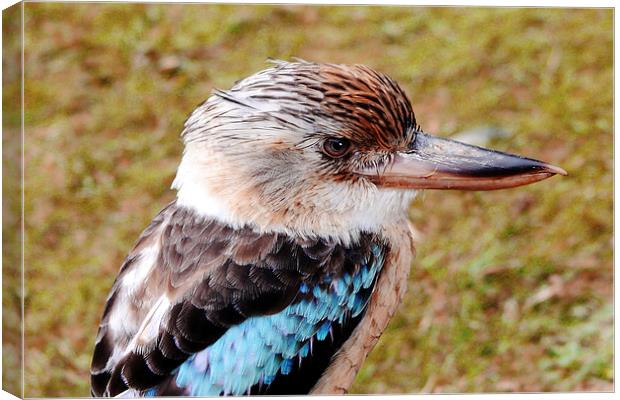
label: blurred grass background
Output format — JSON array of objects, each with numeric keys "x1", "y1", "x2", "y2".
[{"x1": 8, "y1": 3, "x2": 612, "y2": 397}]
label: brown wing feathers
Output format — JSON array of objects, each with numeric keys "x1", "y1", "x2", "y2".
[
  {"x1": 91, "y1": 202, "x2": 346, "y2": 396},
  {"x1": 90, "y1": 203, "x2": 177, "y2": 397}
]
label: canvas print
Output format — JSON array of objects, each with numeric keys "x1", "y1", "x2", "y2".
[{"x1": 2, "y1": 3, "x2": 613, "y2": 398}]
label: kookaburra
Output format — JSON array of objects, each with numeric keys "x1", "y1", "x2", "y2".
[{"x1": 90, "y1": 60, "x2": 565, "y2": 397}]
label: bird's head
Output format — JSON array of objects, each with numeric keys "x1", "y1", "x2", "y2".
[{"x1": 172, "y1": 60, "x2": 565, "y2": 242}]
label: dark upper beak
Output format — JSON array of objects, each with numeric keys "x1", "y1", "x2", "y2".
[{"x1": 355, "y1": 132, "x2": 567, "y2": 190}]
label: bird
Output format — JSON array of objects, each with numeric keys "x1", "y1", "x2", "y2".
[{"x1": 89, "y1": 60, "x2": 566, "y2": 397}]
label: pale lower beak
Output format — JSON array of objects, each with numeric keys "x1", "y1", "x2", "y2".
[{"x1": 356, "y1": 132, "x2": 567, "y2": 190}]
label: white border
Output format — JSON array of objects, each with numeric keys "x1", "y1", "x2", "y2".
[{"x1": 0, "y1": 1, "x2": 614, "y2": 399}]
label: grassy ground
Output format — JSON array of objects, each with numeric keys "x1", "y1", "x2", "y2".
[{"x1": 7, "y1": 4, "x2": 612, "y2": 397}]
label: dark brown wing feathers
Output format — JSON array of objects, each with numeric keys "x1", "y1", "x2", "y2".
[{"x1": 91, "y1": 201, "x2": 371, "y2": 396}]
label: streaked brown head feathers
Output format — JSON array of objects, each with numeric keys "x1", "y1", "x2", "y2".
[
  {"x1": 203, "y1": 60, "x2": 418, "y2": 152},
  {"x1": 319, "y1": 63, "x2": 417, "y2": 149}
]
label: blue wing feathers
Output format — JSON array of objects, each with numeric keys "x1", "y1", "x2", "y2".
[{"x1": 174, "y1": 244, "x2": 386, "y2": 396}]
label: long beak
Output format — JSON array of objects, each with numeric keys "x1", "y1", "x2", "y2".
[{"x1": 356, "y1": 132, "x2": 567, "y2": 190}]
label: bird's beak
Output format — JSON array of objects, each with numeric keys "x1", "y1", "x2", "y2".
[{"x1": 356, "y1": 132, "x2": 567, "y2": 190}]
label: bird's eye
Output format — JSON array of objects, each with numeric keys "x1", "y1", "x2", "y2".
[{"x1": 322, "y1": 138, "x2": 351, "y2": 158}]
